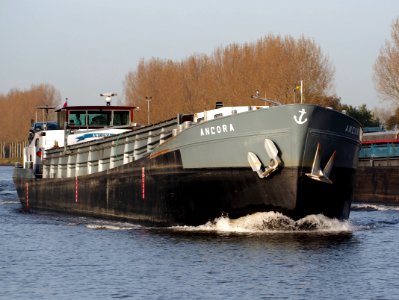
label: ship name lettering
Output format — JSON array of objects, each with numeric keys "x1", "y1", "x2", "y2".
[
  {"x1": 201, "y1": 124, "x2": 235, "y2": 136},
  {"x1": 345, "y1": 125, "x2": 360, "y2": 136}
]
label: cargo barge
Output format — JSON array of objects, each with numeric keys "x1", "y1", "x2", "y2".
[
  {"x1": 13, "y1": 96, "x2": 362, "y2": 225},
  {"x1": 355, "y1": 128, "x2": 399, "y2": 204}
]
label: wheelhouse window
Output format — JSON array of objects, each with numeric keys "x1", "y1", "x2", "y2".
[
  {"x1": 88, "y1": 111, "x2": 112, "y2": 126},
  {"x1": 65, "y1": 109, "x2": 131, "y2": 128},
  {"x1": 113, "y1": 111, "x2": 130, "y2": 126},
  {"x1": 69, "y1": 111, "x2": 86, "y2": 126}
]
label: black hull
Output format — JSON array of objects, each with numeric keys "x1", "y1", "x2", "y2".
[{"x1": 13, "y1": 150, "x2": 354, "y2": 226}]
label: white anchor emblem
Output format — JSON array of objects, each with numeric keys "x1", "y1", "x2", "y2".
[{"x1": 293, "y1": 109, "x2": 308, "y2": 125}]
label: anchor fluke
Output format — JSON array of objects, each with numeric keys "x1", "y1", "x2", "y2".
[
  {"x1": 248, "y1": 152, "x2": 263, "y2": 172},
  {"x1": 305, "y1": 143, "x2": 336, "y2": 184},
  {"x1": 264, "y1": 138, "x2": 279, "y2": 159}
]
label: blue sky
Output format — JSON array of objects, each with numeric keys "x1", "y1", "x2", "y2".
[{"x1": 1, "y1": 0, "x2": 398, "y2": 108}]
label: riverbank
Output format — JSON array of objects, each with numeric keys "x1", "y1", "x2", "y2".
[{"x1": 0, "y1": 158, "x2": 20, "y2": 166}]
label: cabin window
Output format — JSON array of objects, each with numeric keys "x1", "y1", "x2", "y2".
[
  {"x1": 113, "y1": 111, "x2": 130, "y2": 126},
  {"x1": 88, "y1": 111, "x2": 112, "y2": 126},
  {"x1": 69, "y1": 111, "x2": 86, "y2": 126}
]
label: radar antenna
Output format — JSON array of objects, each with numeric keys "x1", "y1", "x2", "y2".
[{"x1": 100, "y1": 93, "x2": 117, "y2": 106}]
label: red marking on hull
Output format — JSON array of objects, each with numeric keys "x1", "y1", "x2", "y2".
[
  {"x1": 25, "y1": 182, "x2": 29, "y2": 210},
  {"x1": 141, "y1": 167, "x2": 145, "y2": 201},
  {"x1": 75, "y1": 176, "x2": 78, "y2": 203}
]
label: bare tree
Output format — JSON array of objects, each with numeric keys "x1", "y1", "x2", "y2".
[
  {"x1": 374, "y1": 18, "x2": 399, "y2": 103},
  {"x1": 0, "y1": 84, "x2": 61, "y2": 143},
  {"x1": 373, "y1": 106, "x2": 394, "y2": 127},
  {"x1": 124, "y1": 34, "x2": 335, "y2": 124}
]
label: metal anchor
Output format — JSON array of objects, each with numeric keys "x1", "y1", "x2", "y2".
[
  {"x1": 248, "y1": 139, "x2": 282, "y2": 179},
  {"x1": 305, "y1": 143, "x2": 336, "y2": 184}
]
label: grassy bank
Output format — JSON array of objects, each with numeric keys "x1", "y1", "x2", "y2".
[{"x1": 0, "y1": 158, "x2": 21, "y2": 166}]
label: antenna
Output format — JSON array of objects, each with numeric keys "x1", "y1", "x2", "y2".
[
  {"x1": 36, "y1": 104, "x2": 56, "y2": 122},
  {"x1": 100, "y1": 93, "x2": 117, "y2": 106},
  {"x1": 251, "y1": 90, "x2": 281, "y2": 106}
]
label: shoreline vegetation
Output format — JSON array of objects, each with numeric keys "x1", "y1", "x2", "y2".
[{"x1": 0, "y1": 158, "x2": 21, "y2": 166}]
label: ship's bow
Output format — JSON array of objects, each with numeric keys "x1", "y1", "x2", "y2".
[{"x1": 292, "y1": 105, "x2": 361, "y2": 219}]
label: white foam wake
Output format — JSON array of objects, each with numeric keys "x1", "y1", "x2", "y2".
[
  {"x1": 0, "y1": 200, "x2": 20, "y2": 205},
  {"x1": 173, "y1": 211, "x2": 352, "y2": 233},
  {"x1": 86, "y1": 222, "x2": 141, "y2": 231}
]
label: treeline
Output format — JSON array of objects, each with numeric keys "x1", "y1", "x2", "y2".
[
  {"x1": 0, "y1": 142, "x2": 26, "y2": 160},
  {"x1": 0, "y1": 84, "x2": 60, "y2": 143},
  {"x1": 124, "y1": 34, "x2": 335, "y2": 124}
]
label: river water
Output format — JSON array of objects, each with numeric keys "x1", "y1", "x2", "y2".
[{"x1": 1, "y1": 165, "x2": 399, "y2": 299}]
